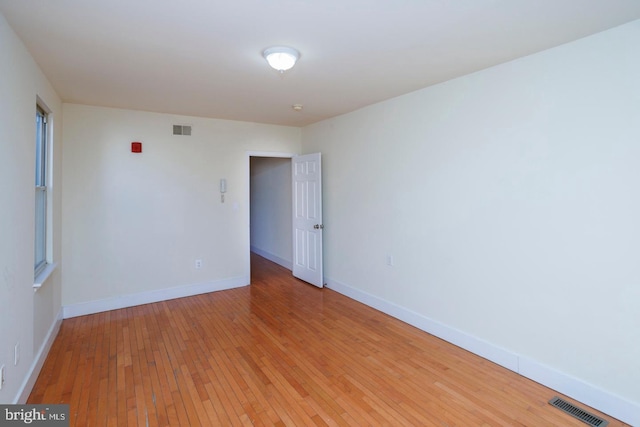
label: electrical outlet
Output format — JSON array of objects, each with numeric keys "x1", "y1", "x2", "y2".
[
  {"x1": 195, "y1": 259, "x2": 202, "y2": 269},
  {"x1": 386, "y1": 254, "x2": 394, "y2": 266},
  {"x1": 0, "y1": 365, "x2": 5, "y2": 390},
  {"x1": 15, "y1": 342, "x2": 20, "y2": 366}
]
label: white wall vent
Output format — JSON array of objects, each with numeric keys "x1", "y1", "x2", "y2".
[{"x1": 173, "y1": 125, "x2": 192, "y2": 136}]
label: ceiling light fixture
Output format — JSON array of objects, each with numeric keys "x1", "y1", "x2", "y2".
[{"x1": 263, "y1": 46, "x2": 300, "y2": 72}]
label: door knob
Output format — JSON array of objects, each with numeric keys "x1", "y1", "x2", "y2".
[{"x1": 313, "y1": 224, "x2": 324, "y2": 229}]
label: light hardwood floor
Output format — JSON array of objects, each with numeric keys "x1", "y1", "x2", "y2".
[{"x1": 29, "y1": 254, "x2": 627, "y2": 426}]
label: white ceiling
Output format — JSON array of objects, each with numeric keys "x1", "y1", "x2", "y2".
[{"x1": 2, "y1": 1, "x2": 640, "y2": 127}]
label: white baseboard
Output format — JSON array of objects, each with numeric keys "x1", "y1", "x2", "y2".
[
  {"x1": 517, "y1": 357, "x2": 639, "y2": 427},
  {"x1": 14, "y1": 308, "x2": 63, "y2": 404},
  {"x1": 325, "y1": 277, "x2": 639, "y2": 427},
  {"x1": 250, "y1": 246, "x2": 292, "y2": 270},
  {"x1": 63, "y1": 276, "x2": 249, "y2": 319}
]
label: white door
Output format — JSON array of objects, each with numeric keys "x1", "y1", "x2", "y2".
[{"x1": 292, "y1": 153, "x2": 323, "y2": 287}]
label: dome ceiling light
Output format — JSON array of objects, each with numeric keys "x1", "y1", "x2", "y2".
[{"x1": 263, "y1": 46, "x2": 300, "y2": 72}]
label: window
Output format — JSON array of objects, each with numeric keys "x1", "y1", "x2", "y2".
[{"x1": 35, "y1": 105, "x2": 47, "y2": 276}]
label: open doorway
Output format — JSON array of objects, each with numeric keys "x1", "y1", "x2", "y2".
[{"x1": 249, "y1": 155, "x2": 293, "y2": 271}]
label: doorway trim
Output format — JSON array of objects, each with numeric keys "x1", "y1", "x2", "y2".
[{"x1": 245, "y1": 151, "x2": 297, "y2": 283}]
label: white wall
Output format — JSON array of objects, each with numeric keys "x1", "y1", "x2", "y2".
[
  {"x1": 0, "y1": 13, "x2": 63, "y2": 403},
  {"x1": 62, "y1": 104, "x2": 300, "y2": 313},
  {"x1": 302, "y1": 20, "x2": 640, "y2": 424},
  {"x1": 250, "y1": 157, "x2": 293, "y2": 269}
]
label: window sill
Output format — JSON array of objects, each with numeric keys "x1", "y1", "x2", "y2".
[{"x1": 33, "y1": 262, "x2": 58, "y2": 291}]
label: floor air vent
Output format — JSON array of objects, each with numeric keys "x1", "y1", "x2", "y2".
[{"x1": 548, "y1": 396, "x2": 608, "y2": 427}]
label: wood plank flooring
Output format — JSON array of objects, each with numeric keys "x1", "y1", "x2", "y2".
[{"x1": 29, "y1": 254, "x2": 627, "y2": 426}]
